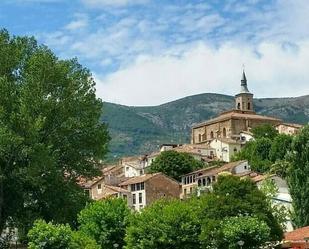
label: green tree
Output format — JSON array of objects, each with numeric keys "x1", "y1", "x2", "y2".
[
  {"x1": 70, "y1": 231, "x2": 100, "y2": 249},
  {"x1": 251, "y1": 124, "x2": 278, "y2": 140},
  {"x1": 27, "y1": 220, "x2": 99, "y2": 249},
  {"x1": 0, "y1": 29, "x2": 110, "y2": 234},
  {"x1": 149, "y1": 150, "x2": 204, "y2": 181},
  {"x1": 125, "y1": 198, "x2": 201, "y2": 249},
  {"x1": 287, "y1": 125, "x2": 309, "y2": 227},
  {"x1": 269, "y1": 134, "x2": 293, "y2": 162},
  {"x1": 234, "y1": 138, "x2": 272, "y2": 172},
  {"x1": 221, "y1": 216, "x2": 270, "y2": 249},
  {"x1": 198, "y1": 175, "x2": 282, "y2": 248},
  {"x1": 78, "y1": 198, "x2": 131, "y2": 249},
  {"x1": 28, "y1": 220, "x2": 73, "y2": 249}
]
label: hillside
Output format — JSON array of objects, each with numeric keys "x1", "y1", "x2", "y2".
[{"x1": 101, "y1": 93, "x2": 309, "y2": 159}]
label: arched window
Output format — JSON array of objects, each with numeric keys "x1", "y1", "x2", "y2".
[
  {"x1": 248, "y1": 102, "x2": 251, "y2": 110},
  {"x1": 237, "y1": 102, "x2": 241, "y2": 109},
  {"x1": 223, "y1": 128, "x2": 227, "y2": 138},
  {"x1": 210, "y1": 131, "x2": 214, "y2": 139}
]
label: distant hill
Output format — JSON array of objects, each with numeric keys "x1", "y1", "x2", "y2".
[{"x1": 101, "y1": 93, "x2": 309, "y2": 159}]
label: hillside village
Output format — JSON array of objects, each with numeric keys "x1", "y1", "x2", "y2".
[{"x1": 80, "y1": 72, "x2": 306, "y2": 248}]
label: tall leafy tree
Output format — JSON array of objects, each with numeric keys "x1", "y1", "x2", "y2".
[
  {"x1": 125, "y1": 198, "x2": 201, "y2": 249},
  {"x1": 0, "y1": 29, "x2": 110, "y2": 234},
  {"x1": 269, "y1": 134, "x2": 293, "y2": 162},
  {"x1": 149, "y1": 150, "x2": 204, "y2": 181},
  {"x1": 251, "y1": 124, "x2": 278, "y2": 140},
  {"x1": 287, "y1": 125, "x2": 309, "y2": 227},
  {"x1": 198, "y1": 175, "x2": 283, "y2": 248},
  {"x1": 78, "y1": 198, "x2": 131, "y2": 249}
]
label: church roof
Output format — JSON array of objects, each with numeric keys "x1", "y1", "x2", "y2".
[{"x1": 192, "y1": 109, "x2": 282, "y2": 129}]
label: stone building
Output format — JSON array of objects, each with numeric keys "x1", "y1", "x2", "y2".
[
  {"x1": 119, "y1": 173, "x2": 180, "y2": 211},
  {"x1": 191, "y1": 71, "x2": 282, "y2": 144}
]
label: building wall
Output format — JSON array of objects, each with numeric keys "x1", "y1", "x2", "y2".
[
  {"x1": 276, "y1": 124, "x2": 301, "y2": 135},
  {"x1": 210, "y1": 140, "x2": 241, "y2": 162},
  {"x1": 192, "y1": 119, "x2": 232, "y2": 144},
  {"x1": 235, "y1": 93, "x2": 253, "y2": 111},
  {"x1": 145, "y1": 175, "x2": 180, "y2": 206},
  {"x1": 130, "y1": 189, "x2": 146, "y2": 211}
]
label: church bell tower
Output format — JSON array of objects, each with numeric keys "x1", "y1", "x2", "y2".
[{"x1": 235, "y1": 70, "x2": 254, "y2": 112}]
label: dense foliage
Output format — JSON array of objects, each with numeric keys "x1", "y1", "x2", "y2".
[
  {"x1": 234, "y1": 125, "x2": 292, "y2": 173},
  {"x1": 27, "y1": 220, "x2": 99, "y2": 249},
  {"x1": 149, "y1": 150, "x2": 205, "y2": 181},
  {"x1": 199, "y1": 175, "x2": 282, "y2": 248},
  {"x1": 78, "y1": 198, "x2": 131, "y2": 249},
  {"x1": 0, "y1": 29, "x2": 110, "y2": 236},
  {"x1": 287, "y1": 125, "x2": 309, "y2": 227},
  {"x1": 125, "y1": 198, "x2": 201, "y2": 249},
  {"x1": 221, "y1": 216, "x2": 270, "y2": 249}
]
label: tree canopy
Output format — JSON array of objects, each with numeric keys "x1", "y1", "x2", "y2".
[
  {"x1": 0, "y1": 29, "x2": 110, "y2": 235},
  {"x1": 287, "y1": 125, "x2": 309, "y2": 227},
  {"x1": 251, "y1": 124, "x2": 278, "y2": 140},
  {"x1": 149, "y1": 150, "x2": 204, "y2": 181},
  {"x1": 78, "y1": 198, "x2": 131, "y2": 249}
]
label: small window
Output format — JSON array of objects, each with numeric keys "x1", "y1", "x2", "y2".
[
  {"x1": 248, "y1": 102, "x2": 251, "y2": 110},
  {"x1": 210, "y1": 131, "x2": 214, "y2": 139},
  {"x1": 198, "y1": 179, "x2": 201, "y2": 186},
  {"x1": 237, "y1": 102, "x2": 241, "y2": 109},
  {"x1": 139, "y1": 193, "x2": 143, "y2": 203},
  {"x1": 136, "y1": 183, "x2": 141, "y2": 191},
  {"x1": 234, "y1": 147, "x2": 237, "y2": 152},
  {"x1": 126, "y1": 167, "x2": 129, "y2": 171},
  {"x1": 198, "y1": 134, "x2": 202, "y2": 142},
  {"x1": 244, "y1": 165, "x2": 247, "y2": 170},
  {"x1": 123, "y1": 194, "x2": 127, "y2": 200},
  {"x1": 97, "y1": 184, "x2": 102, "y2": 190},
  {"x1": 184, "y1": 189, "x2": 187, "y2": 196},
  {"x1": 141, "y1": 182, "x2": 145, "y2": 190},
  {"x1": 139, "y1": 170, "x2": 143, "y2": 175},
  {"x1": 190, "y1": 187, "x2": 193, "y2": 193},
  {"x1": 84, "y1": 189, "x2": 90, "y2": 197},
  {"x1": 131, "y1": 184, "x2": 136, "y2": 191},
  {"x1": 133, "y1": 194, "x2": 136, "y2": 204}
]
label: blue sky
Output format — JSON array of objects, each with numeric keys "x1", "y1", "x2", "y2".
[{"x1": 1, "y1": 0, "x2": 309, "y2": 105}]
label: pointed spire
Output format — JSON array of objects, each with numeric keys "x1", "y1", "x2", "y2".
[{"x1": 240, "y1": 69, "x2": 250, "y2": 93}]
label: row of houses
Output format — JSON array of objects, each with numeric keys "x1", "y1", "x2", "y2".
[{"x1": 80, "y1": 157, "x2": 293, "y2": 231}]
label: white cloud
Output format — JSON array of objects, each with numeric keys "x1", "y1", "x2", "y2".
[
  {"x1": 82, "y1": 0, "x2": 148, "y2": 7},
  {"x1": 65, "y1": 18, "x2": 88, "y2": 31},
  {"x1": 95, "y1": 41, "x2": 309, "y2": 106}
]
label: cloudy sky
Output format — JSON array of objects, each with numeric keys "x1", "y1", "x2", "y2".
[{"x1": 1, "y1": 0, "x2": 309, "y2": 106}]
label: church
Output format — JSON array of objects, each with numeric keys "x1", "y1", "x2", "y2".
[{"x1": 191, "y1": 71, "x2": 282, "y2": 144}]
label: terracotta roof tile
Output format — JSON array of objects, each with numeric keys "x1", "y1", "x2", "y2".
[
  {"x1": 285, "y1": 226, "x2": 309, "y2": 241},
  {"x1": 119, "y1": 173, "x2": 161, "y2": 186}
]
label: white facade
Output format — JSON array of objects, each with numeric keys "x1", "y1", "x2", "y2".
[
  {"x1": 239, "y1": 132, "x2": 254, "y2": 143},
  {"x1": 256, "y1": 175, "x2": 293, "y2": 232},
  {"x1": 233, "y1": 160, "x2": 251, "y2": 174},
  {"x1": 129, "y1": 182, "x2": 146, "y2": 211},
  {"x1": 210, "y1": 139, "x2": 241, "y2": 162}
]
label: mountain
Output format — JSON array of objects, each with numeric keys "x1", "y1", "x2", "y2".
[{"x1": 101, "y1": 93, "x2": 309, "y2": 159}]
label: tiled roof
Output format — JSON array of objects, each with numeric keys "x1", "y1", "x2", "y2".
[
  {"x1": 193, "y1": 110, "x2": 281, "y2": 128},
  {"x1": 276, "y1": 122, "x2": 303, "y2": 129},
  {"x1": 285, "y1": 226, "x2": 309, "y2": 241},
  {"x1": 182, "y1": 166, "x2": 218, "y2": 177},
  {"x1": 197, "y1": 160, "x2": 247, "y2": 177},
  {"x1": 119, "y1": 173, "x2": 161, "y2": 186}
]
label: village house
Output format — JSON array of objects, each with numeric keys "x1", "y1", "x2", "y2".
[
  {"x1": 191, "y1": 71, "x2": 282, "y2": 144},
  {"x1": 209, "y1": 138, "x2": 241, "y2": 162},
  {"x1": 119, "y1": 173, "x2": 180, "y2": 211},
  {"x1": 275, "y1": 122, "x2": 303, "y2": 135},
  {"x1": 121, "y1": 155, "x2": 149, "y2": 177},
  {"x1": 252, "y1": 174, "x2": 293, "y2": 232},
  {"x1": 180, "y1": 160, "x2": 250, "y2": 199}
]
